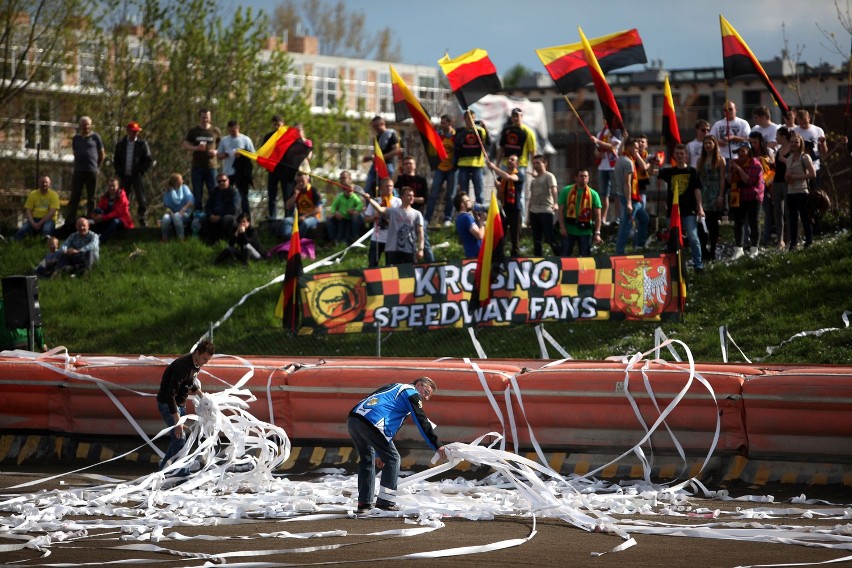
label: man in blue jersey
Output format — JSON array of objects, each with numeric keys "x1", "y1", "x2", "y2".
[{"x1": 347, "y1": 377, "x2": 446, "y2": 513}]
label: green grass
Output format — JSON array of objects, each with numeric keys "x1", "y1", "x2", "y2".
[{"x1": 1, "y1": 222, "x2": 850, "y2": 363}]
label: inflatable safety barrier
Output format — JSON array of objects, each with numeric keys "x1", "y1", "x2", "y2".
[{"x1": 1, "y1": 351, "x2": 852, "y2": 467}]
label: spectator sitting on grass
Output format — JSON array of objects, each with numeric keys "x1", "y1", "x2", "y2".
[
  {"x1": 215, "y1": 213, "x2": 265, "y2": 265},
  {"x1": 34, "y1": 236, "x2": 62, "y2": 278},
  {"x1": 14, "y1": 175, "x2": 59, "y2": 241},
  {"x1": 57, "y1": 217, "x2": 99, "y2": 275},
  {"x1": 90, "y1": 176, "x2": 134, "y2": 243}
]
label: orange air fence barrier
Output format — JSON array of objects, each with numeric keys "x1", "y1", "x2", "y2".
[{"x1": 2, "y1": 353, "x2": 852, "y2": 463}]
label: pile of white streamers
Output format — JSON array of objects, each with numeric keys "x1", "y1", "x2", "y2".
[{"x1": 2, "y1": 342, "x2": 852, "y2": 567}]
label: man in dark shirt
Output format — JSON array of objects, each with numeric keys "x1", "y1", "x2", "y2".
[
  {"x1": 658, "y1": 144, "x2": 705, "y2": 271},
  {"x1": 156, "y1": 339, "x2": 214, "y2": 472}
]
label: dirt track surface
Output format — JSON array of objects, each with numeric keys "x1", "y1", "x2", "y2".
[{"x1": 1, "y1": 465, "x2": 850, "y2": 568}]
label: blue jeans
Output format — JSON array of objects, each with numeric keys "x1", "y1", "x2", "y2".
[
  {"x1": 14, "y1": 217, "x2": 55, "y2": 240},
  {"x1": 425, "y1": 169, "x2": 457, "y2": 223},
  {"x1": 670, "y1": 214, "x2": 703, "y2": 269},
  {"x1": 456, "y1": 166, "x2": 484, "y2": 204},
  {"x1": 615, "y1": 195, "x2": 649, "y2": 254},
  {"x1": 347, "y1": 415, "x2": 400, "y2": 507},
  {"x1": 158, "y1": 402, "x2": 186, "y2": 470},
  {"x1": 191, "y1": 168, "x2": 217, "y2": 211},
  {"x1": 281, "y1": 216, "x2": 318, "y2": 239},
  {"x1": 597, "y1": 169, "x2": 613, "y2": 199},
  {"x1": 327, "y1": 213, "x2": 364, "y2": 244},
  {"x1": 364, "y1": 163, "x2": 396, "y2": 196},
  {"x1": 561, "y1": 232, "x2": 592, "y2": 257},
  {"x1": 515, "y1": 167, "x2": 527, "y2": 217},
  {"x1": 91, "y1": 218, "x2": 124, "y2": 244}
]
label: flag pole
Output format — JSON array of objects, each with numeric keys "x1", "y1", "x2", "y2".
[{"x1": 563, "y1": 95, "x2": 593, "y2": 138}]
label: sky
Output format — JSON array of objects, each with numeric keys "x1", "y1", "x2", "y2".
[{"x1": 230, "y1": 0, "x2": 852, "y2": 74}]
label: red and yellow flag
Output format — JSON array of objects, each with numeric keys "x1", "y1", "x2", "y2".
[
  {"x1": 662, "y1": 75, "x2": 681, "y2": 164},
  {"x1": 536, "y1": 28, "x2": 646, "y2": 95},
  {"x1": 472, "y1": 190, "x2": 505, "y2": 309},
  {"x1": 373, "y1": 137, "x2": 389, "y2": 181},
  {"x1": 275, "y1": 214, "x2": 303, "y2": 332},
  {"x1": 237, "y1": 125, "x2": 310, "y2": 175},
  {"x1": 720, "y1": 15, "x2": 788, "y2": 113},
  {"x1": 438, "y1": 48, "x2": 502, "y2": 109},
  {"x1": 669, "y1": 177, "x2": 686, "y2": 311},
  {"x1": 390, "y1": 65, "x2": 447, "y2": 163},
  {"x1": 578, "y1": 27, "x2": 625, "y2": 133}
]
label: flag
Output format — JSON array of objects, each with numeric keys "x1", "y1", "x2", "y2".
[
  {"x1": 578, "y1": 27, "x2": 625, "y2": 132},
  {"x1": 536, "y1": 28, "x2": 646, "y2": 95},
  {"x1": 662, "y1": 75, "x2": 681, "y2": 163},
  {"x1": 390, "y1": 65, "x2": 447, "y2": 166},
  {"x1": 237, "y1": 125, "x2": 310, "y2": 175},
  {"x1": 275, "y1": 214, "x2": 303, "y2": 332},
  {"x1": 720, "y1": 15, "x2": 788, "y2": 113},
  {"x1": 438, "y1": 48, "x2": 502, "y2": 109},
  {"x1": 373, "y1": 137, "x2": 389, "y2": 181},
  {"x1": 471, "y1": 190, "x2": 504, "y2": 310},
  {"x1": 669, "y1": 179, "x2": 686, "y2": 312}
]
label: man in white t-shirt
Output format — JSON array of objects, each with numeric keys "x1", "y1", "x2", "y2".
[
  {"x1": 686, "y1": 119, "x2": 711, "y2": 168},
  {"x1": 751, "y1": 105, "x2": 779, "y2": 150},
  {"x1": 217, "y1": 120, "x2": 255, "y2": 215},
  {"x1": 711, "y1": 102, "x2": 751, "y2": 159},
  {"x1": 792, "y1": 109, "x2": 828, "y2": 174},
  {"x1": 590, "y1": 126, "x2": 621, "y2": 225},
  {"x1": 364, "y1": 178, "x2": 401, "y2": 267}
]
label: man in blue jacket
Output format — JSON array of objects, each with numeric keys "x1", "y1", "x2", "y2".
[{"x1": 347, "y1": 377, "x2": 446, "y2": 512}]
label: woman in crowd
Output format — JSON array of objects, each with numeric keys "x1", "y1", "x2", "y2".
[
  {"x1": 773, "y1": 127, "x2": 791, "y2": 250},
  {"x1": 727, "y1": 145, "x2": 764, "y2": 259},
  {"x1": 696, "y1": 135, "x2": 726, "y2": 260},
  {"x1": 90, "y1": 176, "x2": 133, "y2": 243},
  {"x1": 749, "y1": 131, "x2": 776, "y2": 247},
  {"x1": 161, "y1": 172, "x2": 194, "y2": 241},
  {"x1": 784, "y1": 133, "x2": 816, "y2": 251}
]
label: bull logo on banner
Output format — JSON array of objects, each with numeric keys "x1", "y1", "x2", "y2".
[{"x1": 612, "y1": 257, "x2": 671, "y2": 318}]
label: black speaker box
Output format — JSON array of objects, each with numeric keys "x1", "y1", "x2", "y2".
[{"x1": 2, "y1": 275, "x2": 42, "y2": 328}]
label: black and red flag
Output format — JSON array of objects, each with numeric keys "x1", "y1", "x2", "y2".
[
  {"x1": 237, "y1": 125, "x2": 312, "y2": 184},
  {"x1": 720, "y1": 15, "x2": 788, "y2": 113},
  {"x1": 578, "y1": 27, "x2": 625, "y2": 133},
  {"x1": 536, "y1": 28, "x2": 646, "y2": 95},
  {"x1": 274, "y1": 214, "x2": 302, "y2": 332},
  {"x1": 438, "y1": 48, "x2": 502, "y2": 109},
  {"x1": 662, "y1": 75, "x2": 681, "y2": 163},
  {"x1": 390, "y1": 64, "x2": 447, "y2": 169}
]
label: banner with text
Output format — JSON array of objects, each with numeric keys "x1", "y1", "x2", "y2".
[{"x1": 298, "y1": 254, "x2": 681, "y2": 334}]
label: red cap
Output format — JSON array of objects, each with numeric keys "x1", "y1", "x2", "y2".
[{"x1": 126, "y1": 121, "x2": 142, "y2": 132}]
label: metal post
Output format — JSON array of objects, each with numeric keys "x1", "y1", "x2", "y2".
[
  {"x1": 209, "y1": 322, "x2": 214, "y2": 343},
  {"x1": 376, "y1": 324, "x2": 381, "y2": 357},
  {"x1": 28, "y1": 321, "x2": 35, "y2": 352}
]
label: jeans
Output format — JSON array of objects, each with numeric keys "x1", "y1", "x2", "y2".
[
  {"x1": 267, "y1": 170, "x2": 288, "y2": 218},
  {"x1": 368, "y1": 239, "x2": 386, "y2": 267},
  {"x1": 679, "y1": 215, "x2": 703, "y2": 269},
  {"x1": 786, "y1": 192, "x2": 812, "y2": 249},
  {"x1": 772, "y1": 182, "x2": 788, "y2": 244},
  {"x1": 91, "y1": 218, "x2": 124, "y2": 243},
  {"x1": 502, "y1": 209, "x2": 521, "y2": 257},
  {"x1": 191, "y1": 168, "x2": 217, "y2": 211},
  {"x1": 161, "y1": 211, "x2": 191, "y2": 240},
  {"x1": 228, "y1": 174, "x2": 251, "y2": 219},
  {"x1": 425, "y1": 169, "x2": 457, "y2": 223},
  {"x1": 698, "y1": 211, "x2": 722, "y2": 260},
  {"x1": 14, "y1": 217, "x2": 55, "y2": 240},
  {"x1": 347, "y1": 415, "x2": 400, "y2": 507},
  {"x1": 281, "y1": 215, "x2": 318, "y2": 240},
  {"x1": 733, "y1": 201, "x2": 760, "y2": 248},
  {"x1": 158, "y1": 402, "x2": 187, "y2": 470},
  {"x1": 615, "y1": 195, "x2": 649, "y2": 254},
  {"x1": 67, "y1": 171, "x2": 98, "y2": 220},
  {"x1": 119, "y1": 174, "x2": 147, "y2": 225},
  {"x1": 516, "y1": 167, "x2": 527, "y2": 219},
  {"x1": 456, "y1": 166, "x2": 484, "y2": 204},
  {"x1": 327, "y1": 213, "x2": 364, "y2": 244},
  {"x1": 364, "y1": 163, "x2": 396, "y2": 196},
  {"x1": 529, "y1": 211, "x2": 556, "y2": 256},
  {"x1": 561, "y1": 233, "x2": 592, "y2": 257},
  {"x1": 761, "y1": 191, "x2": 775, "y2": 245}
]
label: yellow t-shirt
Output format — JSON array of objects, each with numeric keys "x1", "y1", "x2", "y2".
[{"x1": 24, "y1": 188, "x2": 60, "y2": 222}]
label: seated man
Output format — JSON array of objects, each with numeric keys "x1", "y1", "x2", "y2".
[
  {"x1": 326, "y1": 170, "x2": 364, "y2": 245},
  {"x1": 14, "y1": 175, "x2": 60, "y2": 240},
  {"x1": 281, "y1": 172, "x2": 322, "y2": 239},
  {"x1": 201, "y1": 174, "x2": 240, "y2": 243},
  {"x1": 90, "y1": 176, "x2": 134, "y2": 243},
  {"x1": 57, "y1": 217, "x2": 99, "y2": 275},
  {"x1": 34, "y1": 237, "x2": 62, "y2": 278}
]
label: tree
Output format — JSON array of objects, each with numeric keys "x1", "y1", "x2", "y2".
[
  {"x1": 270, "y1": 0, "x2": 399, "y2": 62},
  {"x1": 0, "y1": 0, "x2": 98, "y2": 132},
  {"x1": 503, "y1": 64, "x2": 534, "y2": 89}
]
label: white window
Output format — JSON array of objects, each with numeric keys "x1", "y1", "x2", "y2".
[
  {"x1": 24, "y1": 99, "x2": 55, "y2": 152},
  {"x1": 377, "y1": 71, "x2": 392, "y2": 114},
  {"x1": 416, "y1": 74, "x2": 439, "y2": 115},
  {"x1": 313, "y1": 64, "x2": 338, "y2": 108}
]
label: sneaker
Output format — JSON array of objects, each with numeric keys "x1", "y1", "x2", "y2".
[
  {"x1": 375, "y1": 501, "x2": 401, "y2": 512},
  {"x1": 731, "y1": 247, "x2": 744, "y2": 260},
  {"x1": 442, "y1": 220, "x2": 453, "y2": 227},
  {"x1": 748, "y1": 246, "x2": 758, "y2": 258},
  {"x1": 356, "y1": 503, "x2": 373, "y2": 513}
]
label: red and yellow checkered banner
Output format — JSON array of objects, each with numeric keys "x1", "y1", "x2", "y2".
[{"x1": 298, "y1": 254, "x2": 682, "y2": 335}]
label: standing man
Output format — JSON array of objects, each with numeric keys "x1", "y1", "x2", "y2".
[
  {"x1": 557, "y1": 170, "x2": 603, "y2": 257},
  {"x1": 347, "y1": 377, "x2": 446, "y2": 513},
  {"x1": 751, "y1": 105, "x2": 779, "y2": 150},
  {"x1": 686, "y1": 120, "x2": 711, "y2": 167},
  {"x1": 14, "y1": 175, "x2": 59, "y2": 240},
  {"x1": 360, "y1": 186, "x2": 424, "y2": 266},
  {"x1": 495, "y1": 107, "x2": 537, "y2": 222},
  {"x1": 396, "y1": 155, "x2": 433, "y2": 261},
  {"x1": 364, "y1": 178, "x2": 400, "y2": 267},
  {"x1": 263, "y1": 115, "x2": 286, "y2": 219},
  {"x1": 486, "y1": 155, "x2": 521, "y2": 258},
  {"x1": 217, "y1": 120, "x2": 255, "y2": 216},
  {"x1": 658, "y1": 144, "x2": 705, "y2": 271},
  {"x1": 425, "y1": 115, "x2": 457, "y2": 226},
  {"x1": 792, "y1": 109, "x2": 828, "y2": 189},
  {"x1": 614, "y1": 138, "x2": 645, "y2": 255},
  {"x1": 711, "y1": 101, "x2": 751, "y2": 162},
  {"x1": 362, "y1": 116, "x2": 400, "y2": 195},
  {"x1": 589, "y1": 125, "x2": 621, "y2": 225},
  {"x1": 156, "y1": 339, "x2": 214, "y2": 473},
  {"x1": 182, "y1": 108, "x2": 221, "y2": 210},
  {"x1": 454, "y1": 111, "x2": 489, "y2": 205},
  {"x1": 65, "y1": 116, "x2": 105, "y2": 224},
  {"x1": 113, "y1": 121, "x2": 153, "y2": 226},
  {"x1": 527, "y1": 154, "x2": 559, "y2": 257}
]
